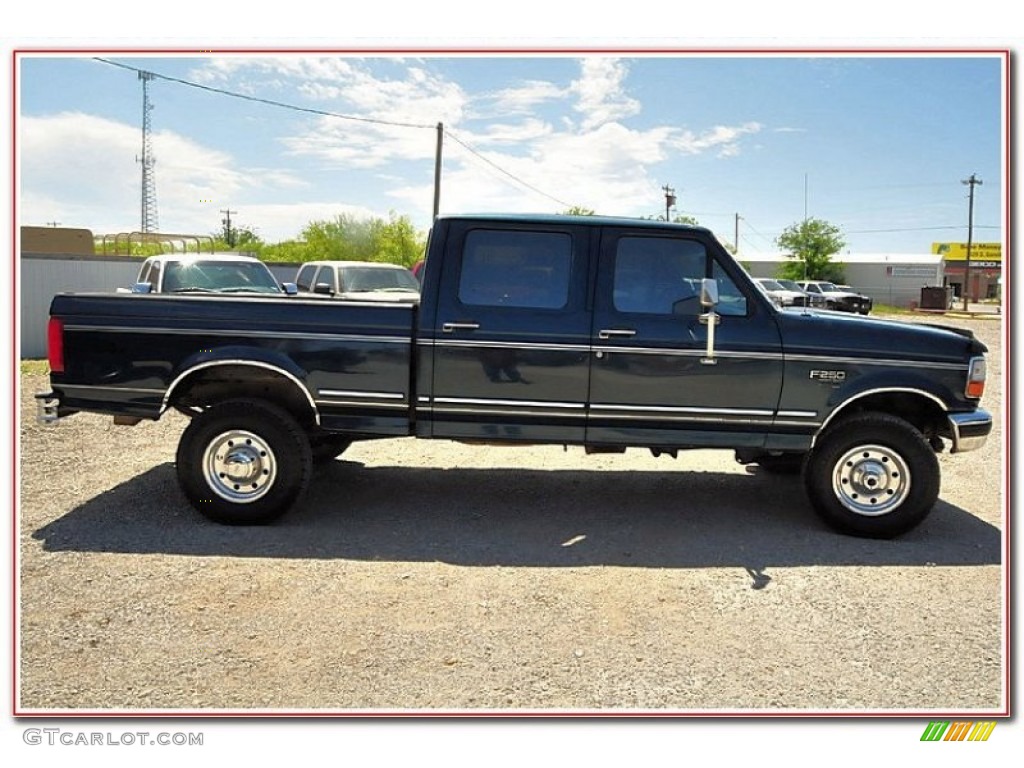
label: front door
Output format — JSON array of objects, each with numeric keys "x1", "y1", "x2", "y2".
[{"x1": 586, "y1": 228, "x2": 785, "y2": 449}]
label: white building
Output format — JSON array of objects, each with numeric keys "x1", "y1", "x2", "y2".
[{"x1": 739, "y1": 252, "x2": 945, "y2": 309}]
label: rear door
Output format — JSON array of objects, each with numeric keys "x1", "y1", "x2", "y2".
[
  {"x1": 586, "y1": 227, "x2": 785, "y2": 449},
  {"x1": 424, "y1": 220, "x2": 593, "y2": 442}
]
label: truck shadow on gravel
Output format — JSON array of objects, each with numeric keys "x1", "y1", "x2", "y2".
[{"x1": 31, "y1": 460, "x2": 1001, "y2": 570}]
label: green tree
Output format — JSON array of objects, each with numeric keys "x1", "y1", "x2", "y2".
[
  {"x1": 562, "y1": 206, "x2": 596, "y2": 216},
  {"x1": 775, "y1": 218, "x2": 846, "y2": 282},
  {"x1": 252, "y1": 212, "x2": 426, "y2": 267},
  {"x1": 302, "y1": 214, "x2": 376, "y2": 261},
  {"x1": 210, "y1": 226, "x2": 262, "y2": 253},
  {"x1": 370, "y1": 212, "x2": 425, "y2": 267},
  {"x1": 257, "y1": 239, "x2": 312, "y2": 263}
]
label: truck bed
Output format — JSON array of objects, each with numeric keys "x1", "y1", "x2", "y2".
[{"x1": 48, "y1": 292, "x2": 417, "y2": 435}]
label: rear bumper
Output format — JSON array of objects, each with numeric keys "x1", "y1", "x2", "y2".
[{"x1": 948, "y1": 409, "x2": 992, "y2": 453}]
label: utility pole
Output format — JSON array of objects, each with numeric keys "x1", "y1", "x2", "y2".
[
  {"x1": 433, "y1": 122, "x2": 444, "y2": 220},
  {"x1": 46, "y1": 221, "x2": 61, "y2": 228},
  {"x1": 734, "y1": 213, "x2": 741, "y2": 253},
  {"x1": 662, "y1": 185, "x2": 676, "y2": 222},
  {"x1": 961, "y1": 173, "x2": 982, "y2": 311},
  {"x1": 220, "y1": 208, "x2": 238, "y2": 248},
  {"x1": 803, "y1": 173, "x2": 809, "y2": 221}
]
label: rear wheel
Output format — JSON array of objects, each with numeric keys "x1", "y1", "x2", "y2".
[
  {"x1": 176, "y1": 398, "x2": 312, "y2": 525},
  {"x1": 804, "y1": 412, "x2": 939, "y2": 538}
]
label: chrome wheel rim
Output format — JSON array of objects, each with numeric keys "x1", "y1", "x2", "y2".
[
  {"x1": 833, "y1": 444, "x2": 911, "y2": 516},
  {"x1": 203, "y1": 429, "x2": 276, "y2": 504}
]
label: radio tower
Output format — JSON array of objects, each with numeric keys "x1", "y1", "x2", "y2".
[{"x1": 138, "y1": 71, "x2": 159, "y2": 233}]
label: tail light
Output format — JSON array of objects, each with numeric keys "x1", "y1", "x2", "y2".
[
  {"x1": 47, "y1": 317, "x2": 65, "y2": 374},
  {"x1": 965, "y1": 356, "x2": 986, "y2": 399}
]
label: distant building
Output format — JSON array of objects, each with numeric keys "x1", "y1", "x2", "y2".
[
  {"x1": 740, "y1": 252, "x2": 945, "y2": 309},
  {"x1": 20, "y1": 226, "x2": 95, "y2": 256},
  {"x1": 932, "y1": 242, "x2": 1002, "y2": 302}
]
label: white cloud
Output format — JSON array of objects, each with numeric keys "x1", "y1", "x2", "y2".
[
  {"x1": 672, "y1": 122, "x2": 763, "y2": 157},
  {"x1": 570, "y1": 58, "x2": 641, "y2": 131},
  {"x1": 21, "y1": 58, "x2": 769, "y2": 243},
  {"x1": 481, "y1": 80, "x2": 567, "y2": 117},
  {"x1": 18, "y1": 112, "x2": 310, "y2": 238}
]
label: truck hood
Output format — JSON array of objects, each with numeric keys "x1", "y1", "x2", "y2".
[{"x1": 776, "y1": 307, "x2": 987, "y2": 362}]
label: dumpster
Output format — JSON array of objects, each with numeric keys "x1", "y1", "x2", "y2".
[{"x1": 920, "y1": 286, "x2": 952, "y2": 310}]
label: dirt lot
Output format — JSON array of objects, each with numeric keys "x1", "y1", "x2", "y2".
[{"x1": 17, "y1": 315, "x2": 1005, "y2": 713}]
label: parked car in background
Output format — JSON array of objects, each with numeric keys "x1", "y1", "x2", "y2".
[
  {"x1": 129, "y1": 254, "x2": 292, "y2": 295},
  {"x1": 798, "y1": 280, "x2": 873, "y2": 314},
  {"x1": 754, "y1": 277, "x2": 809, "y2": 308},
  {"x1": 295, "y1": 261, "x2": 420, "y2": 302},
  {"x1": 776, "y1": 278, "x2": 827, "y2": 308}
]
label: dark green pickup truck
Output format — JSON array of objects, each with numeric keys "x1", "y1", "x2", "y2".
[{"x1": 37, "y1": 214, "x2": 991, "y2": 537}]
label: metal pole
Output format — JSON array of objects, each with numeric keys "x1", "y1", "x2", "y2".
[
  {"x1": 961, "y1": 173, "x2": 982, "y2": 311},
  {"x1": 433, "y1": 122, "x2": 443, "y2": 221}
]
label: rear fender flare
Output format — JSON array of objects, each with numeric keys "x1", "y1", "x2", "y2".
[{"x1": 162, "y1": 349, "x2": 318, "y2": 425}]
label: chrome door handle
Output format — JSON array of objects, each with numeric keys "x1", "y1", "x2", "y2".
[
  {"x1": 598, "y1": 328, "x2": 637, "y2": 340},
  {"x1": 442, "y1": 322, "x2": 481, "y2": 333}
]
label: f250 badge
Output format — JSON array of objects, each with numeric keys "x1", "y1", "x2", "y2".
[{"x1": 810, "y1": 369, "x2": 846, "y2": 383}]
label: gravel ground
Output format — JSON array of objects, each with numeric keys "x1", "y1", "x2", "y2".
[{"x1": 17, "y1": 315, "x2": 1005, "y2": 713}]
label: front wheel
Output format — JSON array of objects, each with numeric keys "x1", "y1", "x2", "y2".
[
  {"x1": 176, "y1": 398, "x2": 313, "y2": 525},
  {"x1": 804, "y1": 412, "x2": 940, "y2": 538}
]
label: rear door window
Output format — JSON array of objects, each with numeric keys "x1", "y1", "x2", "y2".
[{"x1": 458, "y1": 229, "x2": 572, "y2": 310}]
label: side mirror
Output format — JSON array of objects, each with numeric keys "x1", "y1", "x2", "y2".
[
  {"x1": 313, "y1": 282, "x2": 335, "y2": 296},
  {"x1": 700, "y1": 278, "x2": 719, "y2": 308},
  {"x1": 281, "y1": 282, "x2": 298, "y2": 296},
  {"x1": 130, "y1": 282, "x2": 153, "y2": 294}
]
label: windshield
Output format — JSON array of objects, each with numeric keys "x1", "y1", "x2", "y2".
[
  {"x1": 776, "y1": 279, "x2": 803, "y2": 292},
  {"x1": 759, "y1": 279, "x2": 783, "y2": 291},
  {"x1": 819, "y1": 282, "x2": 840, "y2": 292},
  {"x1": 342, "y1": 266, "x2": 420, "y2": 293},
  {"x1": 162, "y1": 261, "x2": 281, "y2": 294}
]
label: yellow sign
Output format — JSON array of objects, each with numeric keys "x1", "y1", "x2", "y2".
[{"x1": 932, "y1": 242, "x2": 1002, "y2": 262}]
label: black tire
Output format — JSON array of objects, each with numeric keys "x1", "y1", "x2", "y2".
[
  {"x1": 804, "y1": 412, "x2": 940, "y2": 538},
  {"x1": 176, "y1": 398, "x2": 313, "y2": 525},
  {"x1": 309, "y1": 433, "x2": 353, "y2": 465}
]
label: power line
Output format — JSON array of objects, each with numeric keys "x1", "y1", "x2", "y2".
[
  {"x1": 443, "y1": 128, "x2": 572, "y2": 209},
  {"x1": 93, "y1": 57, "x2": 436, "y2": 130},
  {"x1": 844, "y1": 224, "x2": 999, "y2": 234},
  {"x1": 95, "y1": 57, "x2": 574, "y2": 212}
]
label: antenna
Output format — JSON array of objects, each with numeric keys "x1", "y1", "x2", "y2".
[{"x1": 138, "y1": 71, "x2": 159, "y2": 233}]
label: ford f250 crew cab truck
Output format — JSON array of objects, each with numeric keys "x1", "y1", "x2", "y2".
[{"x1": 36, "y1": 214, "x2": 992, "y2": 538}]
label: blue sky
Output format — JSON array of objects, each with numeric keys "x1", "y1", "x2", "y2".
[{"x1": 17, "y1": 52, "x2": 1005, "y2": 254}]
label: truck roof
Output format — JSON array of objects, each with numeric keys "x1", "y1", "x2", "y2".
[
  {"x1": 142, "y1": 253, "x2": 261, "y2": 264},
  {"x1": 436, "y1": 213, "x2": 713, "y2": 235}
]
